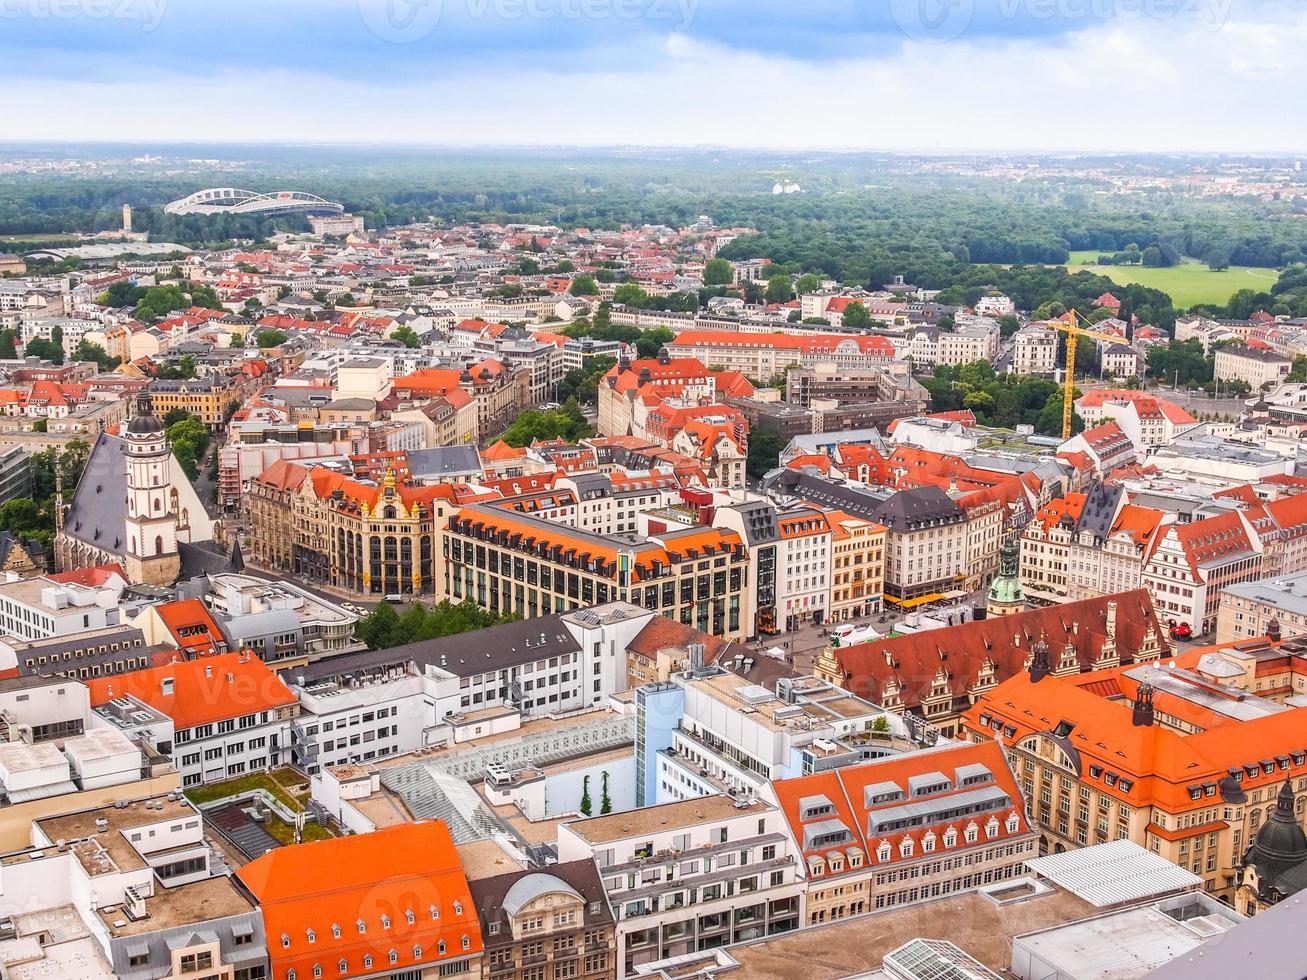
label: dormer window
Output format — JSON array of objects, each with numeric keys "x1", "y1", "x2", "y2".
[
  {"x1": 453, "y1": 901, "x2": 463, "y2": 915},
  {"x1": 307, "y1": 929, "x2": 316, "y2": 944},
  {"x1": 405, "y1": 910, "x2": 416, "y2": 925},
  {"x1": 965, "y1": 825, "x2": 978, "y2": 844},
  {"x1": 363, "y1": 955, "x2": 373, "y2": 970},
  {"x1": 313, "y1": 966, "x2": 322, "y2": 980},
  {"x1": 331, "y1": 924, "x2": 341, "y2": 939},
  {"x1": 388, "y1": 950, "x2": 398, "y2": 965},
  {"x1": 338, "y1": 959, "x2": 346, "y2": 975},
  {"x1": 944, "y1": 828, "x2": 958, "y2": 848},
  {"x1": 1006, "y1": 813, "x2": 1020, "y2": 833},
  {"x1": 281, "y1": 933, "x2": 291, "y2": 949},
  {"x1": 430, "y1": 905, "x2": 439, "y2": 920},
  {"x1": 414, "y1": 945, "x2": 423, "y2": 960},
  {"x1": 381, "y1": 915, "x2": 391, "y2": 929},
  {"x1": 439, "y1": 940, "x2": 447, "y2": 955},
  {"x1": 357, "y1": 919, "x2": 366, "y2": 935},
  {"x1": 877, "y1": 842, "x2": 891, "y2": 862},
  {"x1": 462, "y1": 935, "x2": 471, "y2": 950}
]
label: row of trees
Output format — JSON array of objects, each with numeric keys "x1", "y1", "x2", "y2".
[{"x1": 355, "y1": 599, "x2": 517, "y2": 651}]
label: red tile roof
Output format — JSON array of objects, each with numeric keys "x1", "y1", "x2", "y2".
[
  {"x1": 238, "y1": 822, "x2": 483, "y2": 980},
  {"x1": 86, "y1": 652, "x2": 296, "y2": 730}
]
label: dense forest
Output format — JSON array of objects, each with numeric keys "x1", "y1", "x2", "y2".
[{"x1": 3, "y1": 150, "x2": 1307, "y2": 273}]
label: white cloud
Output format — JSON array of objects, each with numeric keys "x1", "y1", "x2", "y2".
[{"x1": 3, "y1": 4, "x2": 1306, "y2": 151}]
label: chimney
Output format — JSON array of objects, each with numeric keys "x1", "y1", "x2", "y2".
[
  {"x1": 1268, "y1": 617, "x2": 1282, "y2": 643},
  {"x1": 1132, "y1": 682, "x2": 1156, "y2": 727}
]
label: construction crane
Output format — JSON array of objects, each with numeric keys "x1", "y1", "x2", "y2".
[{"x1": 1046, "y1": 310, "x2": 1129, "y2": 440}]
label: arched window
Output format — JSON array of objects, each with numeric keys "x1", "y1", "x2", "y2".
[
  {"x1": 461, "y1": 935, "x2": 470, "y2": 951},
  {"x1": 312, "y1": 966, "x2": 322, "y2": 980},
  {"x1": 438, "y1": 941, "x2": 446, "y2": 955},
  {"x1": 337, "y1": 959, "x2": 346, "y2": 975},
  {"x1": 154, "y1": 535, "x2": 163, "y2": 555}
]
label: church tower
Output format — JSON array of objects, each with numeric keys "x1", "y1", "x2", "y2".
[
  {"x1": 986, "y1": 533, "x2": 1026, "y2": 618},
  {"x1": 123, "y1": 391, "x2": 181, "y2": 586}
]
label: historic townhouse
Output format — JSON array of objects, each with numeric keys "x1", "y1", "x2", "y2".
[
  {"x1": 815, "y1": 591, "x2": 1168, "y2": 738},
  {"x1": 248, "y1": 460, "x2": 491, "y2": 600},
  {"x1": 963, "y1": 632, "x2": 1307, "y2": 905},
  {"x1": 826, "y1": 510, "x2": 887, "y2": 621},
  {"x1": 444, "y1": 506, "x2": 750, "y2": 641},
  {"x1": 468, "y1": 861, "x2": 617, "y2": 980},
  {"x1": 769, "y1": 741, "x2": 1036, "y2": 927}
]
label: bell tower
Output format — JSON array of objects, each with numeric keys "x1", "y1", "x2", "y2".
[{"x1": 123, "y1": 390, "x2": 181, "y2": 585}]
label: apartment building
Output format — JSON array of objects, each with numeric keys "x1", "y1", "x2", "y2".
[
  {"x1": 769, "y1": 741, "x2": 1037, "y2": 926},
  {"x1": 871, "y1": 487, "x2": 969, "y2": 603},
  {"x1": 444, "y1": 506, "x2": 750, "y2": 641},
  {"x1": 815, "y1": 591, "x2": 1169, "y2": 738},
  {"x1": 1020, "y1": 485, "x2": 1167, "y2": 607},
  {"x1": 935, "y1": 320, "x2": 1001, "y2": 368},
  {"x1": 147, "y1": 376, "x2": 238, "y2": 428},
  {"x1": 963, "y1": 636, "x2": 1307, "y2": 904},
  {"x1": 1012, "y1": 326, "x2": 1059, "y2": 377},
  {"x1": 776, "y1": 508, "x2": 831, "y2": 630},
  {"x1": 662, "y1": 331, "x2": 895, "y2": 378},
  {"x1": 556, "y1": 795, "x2": 804, "y2": 979},
  {"x1": 468, "y1": 861, "x2": 617, "y2": 980},
  {"x1": 1217, "y1": 573, "x2": 1307, "y2": 643},
  {"x1": 826, "y1": 510, "x2": 887, "y2": 621},
  {"x1": 85, "y1": 651, "x2": 299, "y2": 787},
  {"x1": 1214, "y1": 345, "x2": 1293, "y2": 389},
  {"x1": 1143, "y1": 510, "x2": 1263, "y2": 636},
  {"x1": 1075, "y1": 389, "x2": 1197, "y2": 449}
]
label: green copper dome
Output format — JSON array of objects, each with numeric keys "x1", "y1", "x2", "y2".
[{"x1": 987, "y1": 535, "x2": 1025, "y2": 607}]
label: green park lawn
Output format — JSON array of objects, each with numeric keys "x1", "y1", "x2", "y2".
[{"x1": 1066, "y1": 251, "x2": 1280, "y2": 308}]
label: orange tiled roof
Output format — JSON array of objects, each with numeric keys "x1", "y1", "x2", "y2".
[
  {"x1": 238, "y1": 822, "x2": 483, "y2": 980},
  {"x1": 86, "y1": 652, "x2": 296, "y2": 730}
]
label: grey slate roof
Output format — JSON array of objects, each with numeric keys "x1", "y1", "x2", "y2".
[
  {"x1": 289, "y1": 615, "x2": 581, "y2": 686},
  {"x1": 407, "y1": 446, "x2": 482, "y2": 480},
  {"x1": 64, "y1": 431, "x2": 129, "y2": 555}
]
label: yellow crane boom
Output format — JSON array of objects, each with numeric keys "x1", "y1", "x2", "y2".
[{"x1": 1047, "y1": 310, "x2": 1130, "y2": 440}]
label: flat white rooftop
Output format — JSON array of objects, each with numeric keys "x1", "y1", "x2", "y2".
[{"x1": 1025, "y1": 839, "x2": 1201, "y2": 908}]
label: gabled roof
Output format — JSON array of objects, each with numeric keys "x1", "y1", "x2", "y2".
[
  {"x1": 826, "y1": 590, "x2": 1167, "y2": 710},
  {"x1": 238, "y1": 821, "x2": 483, "y2": 980}
]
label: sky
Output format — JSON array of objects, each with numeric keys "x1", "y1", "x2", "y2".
[{"x1": 4, "y1": 0, "x2": 1307, "y2": 152}]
